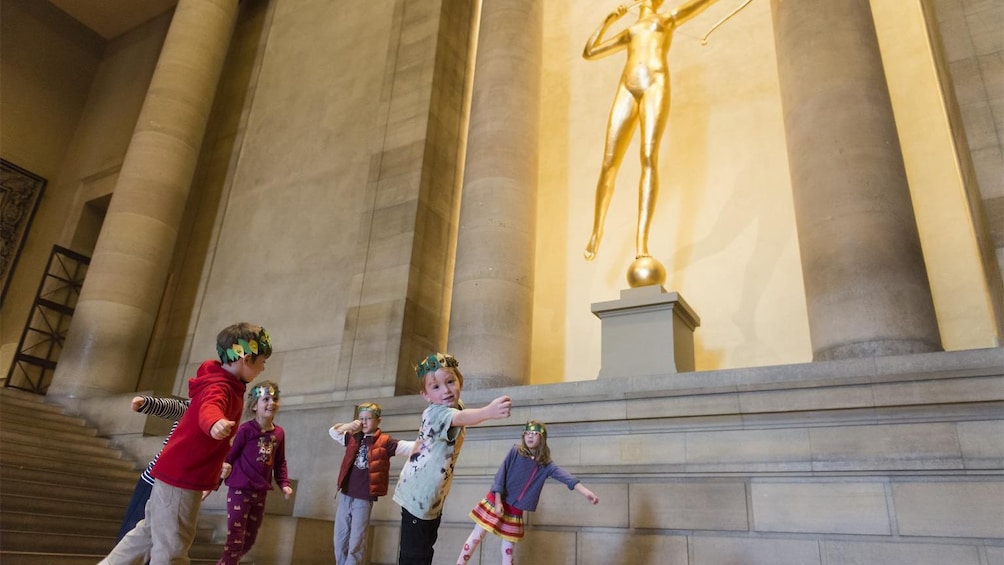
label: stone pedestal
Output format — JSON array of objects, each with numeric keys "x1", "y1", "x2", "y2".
[{"x1": 591, "y1": 286, "x2": 700, "y2": 377}]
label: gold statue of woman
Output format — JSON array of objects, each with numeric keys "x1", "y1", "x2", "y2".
[{"x1": 583, "y1": 0, "x2": 720, "y2": 280}]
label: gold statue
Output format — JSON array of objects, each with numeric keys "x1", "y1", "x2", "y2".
[{"x1": 583, "y1": 0, "x2": 721, "y2": 286}]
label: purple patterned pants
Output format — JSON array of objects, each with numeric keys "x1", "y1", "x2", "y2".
[{"x1": 217, "y1": 487, "x2": 267, "y2": 565}]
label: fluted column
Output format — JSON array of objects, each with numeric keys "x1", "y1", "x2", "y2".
[
  {"x1": 49, "y1": 0, "x2": 238, "y2": 398},
  {"x1": 448, "y1": 0, "x2": 542, "y2": 389},
  {"x1": 771, "y1": 0, "x2": 942, "y2": 360}
]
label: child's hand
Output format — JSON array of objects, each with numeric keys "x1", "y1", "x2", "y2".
[
  {"x1": 487, "y1": 395, "x2": 512, "y2": 420},
  {"x1": 211, "y1": 418, "x2": 236, "y2": 440},
  {"x1": 350, "y1": 419, "x2": 363, "y2": 434},
  {"x1": 576, "y1": 483, "x2": 599, "y2": 504},
  {"x1": 492, "y1": 492, "x2": 504, "y2": 517},
  {"x1": 220, "y1": 462, "x2": 232, "y2": 480},
  {"x1": 201, "y1": 489, "x2": 213, "y2": 501},
  {"x1": 282, "y1": 485, "x2": 294, "y2": 500},
  {"x1": 131, "y1": 396, "x2": 144, "y2": 412}
]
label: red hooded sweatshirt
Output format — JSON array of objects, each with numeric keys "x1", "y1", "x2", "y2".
[{"x1": 150, "y1": 360, "x2": 246, "y2": 491}]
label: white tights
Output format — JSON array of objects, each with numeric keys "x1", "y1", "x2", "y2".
[{"x1": 456, "y1": 526, "x2": 516, "y2": 565}]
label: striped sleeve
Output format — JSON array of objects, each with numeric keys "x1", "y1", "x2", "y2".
[{"x1": 136, "y1": 396, "x2": 191, "y2": 420}]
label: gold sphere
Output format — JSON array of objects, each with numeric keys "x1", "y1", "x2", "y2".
[{"x1": 627, "y1": 256, "x2": 666, "y2": 288}]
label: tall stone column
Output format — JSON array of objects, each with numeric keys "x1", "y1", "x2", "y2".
[
  {"x1": 448, "y1": 0, "x2": 542, "y2": 389},
  {"x1": 771, "y1": 0, "x2": 942, "y2": 360},
  {"x1": 49, "y1": 0, "x2": 238, "y2": 398}
]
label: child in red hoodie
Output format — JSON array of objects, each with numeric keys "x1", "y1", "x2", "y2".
[{"x1": 100, "y1": 322, "x2": 273, "y2": 565}]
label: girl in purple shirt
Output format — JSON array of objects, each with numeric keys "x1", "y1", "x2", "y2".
[
  {"x1": 455, "y1": 421, "x2": 599, "y2": 565},
  {"x1": 216, "y1": 380, "x2": 293, "y2": 565}
]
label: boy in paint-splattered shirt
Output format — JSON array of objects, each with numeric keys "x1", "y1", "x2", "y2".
[{"x1": 392, "y1": 353, "x2": 511, "y2": 565}]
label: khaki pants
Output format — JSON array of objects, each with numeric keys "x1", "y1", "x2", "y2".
[{"x1": 100, "y1": 481, "x2": 202, "y2": 565}]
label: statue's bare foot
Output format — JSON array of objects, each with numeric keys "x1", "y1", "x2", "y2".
[{"x1": 584, "y1": 232, "x2": 602, "y2": 261}]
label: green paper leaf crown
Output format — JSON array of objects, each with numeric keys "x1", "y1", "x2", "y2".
[
  {"x1": 524, "y1": 421, "x2": 547, "y2": 436},
  {"x1": 415, "y1": 352, "x2": 459, "y2": 378},
  {"x1": 217, "y1": 327, "x2": 272, "y2": 364}
]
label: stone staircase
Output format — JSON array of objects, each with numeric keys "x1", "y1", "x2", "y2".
[{"x1": 0, "y1": 387, "x2": 233, "y2": 564}]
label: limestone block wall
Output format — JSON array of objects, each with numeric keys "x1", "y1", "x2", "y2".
[
  {"x1": 84, "y1": 347, "x2": 1003, "y2": 564},
  {"x1": 172, "y1": 347, "x2": 1003, "y2": 565}
]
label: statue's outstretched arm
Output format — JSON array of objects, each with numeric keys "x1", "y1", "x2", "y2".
[
  {"x1": 671, "y1": 0, "x2": 720, "y2": 26},
  {"x1": 583, "y1": 4, "x2": 633, "y2": 60}
]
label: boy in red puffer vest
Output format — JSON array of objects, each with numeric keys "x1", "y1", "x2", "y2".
[{"x1": 330, "y1": 402, "x2": 414, "y2": 565}]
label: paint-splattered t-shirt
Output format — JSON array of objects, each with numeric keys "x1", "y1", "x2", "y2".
[{"x1": 392, "y1": 402, "x2": 465, "y2": 520}]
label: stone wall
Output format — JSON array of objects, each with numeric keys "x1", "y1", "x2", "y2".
[{"x1": 123, "y1": 347, "x2": 999, "y2": 564}]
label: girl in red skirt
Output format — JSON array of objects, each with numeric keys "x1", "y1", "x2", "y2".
[{"x1": 455, "y1": 421, "x2": 599, "y2": 564}]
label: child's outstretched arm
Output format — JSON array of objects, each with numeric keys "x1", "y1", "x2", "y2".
[
  {"x1": 452, "y1": 395, "x2": 512, "y2": 427},
  {"x1": 332, "y1": 420, "x2": 362, "y2": 434},
  {"x1": 574, "y1": 483, "x2": 600, "y2": 505},
  {"x1": 200, "y1": 386, "x2": 237, "y2": 440},
  {"x1": 394, "y1": 439, "x2": 416, "y2": 456},
  {"x1": 329, "y1": 420, "x2": 362, "y2": 445},
  {"x1": 210, "y1": 419, "x2": 236, "y2": 440},
  {"x1": 132, "y1": 395, "x2": 191, "y2": 420}
]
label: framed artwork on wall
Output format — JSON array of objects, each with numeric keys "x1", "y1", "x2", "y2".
[{"x1": 1, "y1": 159, "x2": 47, "y2": 304}]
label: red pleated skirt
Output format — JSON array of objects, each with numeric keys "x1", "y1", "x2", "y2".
[{"x1": 469, "y1": 491, "x2": 524, "y2": 542}]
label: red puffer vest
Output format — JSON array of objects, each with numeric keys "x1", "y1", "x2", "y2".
[{"x1": 337, "y1": 430, "x2": 393, "y2": 498}]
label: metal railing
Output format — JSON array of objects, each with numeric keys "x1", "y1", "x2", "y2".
[{"x1": 4, "y1": 245, "x2": 90, "y2": 394}]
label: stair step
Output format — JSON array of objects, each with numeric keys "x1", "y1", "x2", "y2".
[
  {"x1": 0, "y1": 420, "x2": 108, "y2": 446},
  {"x1": 0, "y1": 552, "x2": 104, "y2": 565},
  {"x1": 1, "y1": 493, "x2": 126, "y2": 521},
  {"x1": 1, "y1": 464, "x2": 136, "y2": 492},
  {"x1": 1, "y1": 432, "x2": 130, "y2": 463},
  {"x1": 1, "y1": 427, "x2": 124, "y2": 458},
  {"x1": 0, "y1": 389, "x2": 249, "y2": 564},
  {"x1": 0, "y1": 448, "x2": 140, "y2": 477},
  {"x1": 0, "y1": 510, "x2": 119, "y2": 536},
  {"x1": 2, "y1": 477, "x2": 132, "y2": 506},
  {"x1": 0, "y1": 530, "x2": 235, "y2": 558},
  {"x1": 0, "y1": 408, "x2": 94, "y2": 432},
  {"x1": 0, "y1": 390, "x2": 67, "y2": 413},
  {"x1": 0, "y1": 529, "x2": 115, "y2": 554}
]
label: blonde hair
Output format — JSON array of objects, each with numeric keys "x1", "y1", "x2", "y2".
[
  {"x1": 355, "y1": 402, "x2": 382, "y2": 419},
  {"x1": 245, "y1": 379, "x2": 280, "y2": 421}
]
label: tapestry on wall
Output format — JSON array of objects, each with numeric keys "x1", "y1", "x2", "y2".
[{"x1": 0, "y1": 159, "x2": 46, "y2": 304}]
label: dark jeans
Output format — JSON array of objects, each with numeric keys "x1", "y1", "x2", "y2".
[
  {"x1": 117, "y1": 476, "x2": 153, "y2": 542},
  {"x1": 398, "y1": 507, "x2": 441, "y2": 565}
]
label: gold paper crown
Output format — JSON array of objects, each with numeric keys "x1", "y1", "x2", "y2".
[
  {"x1": 355, "y1": 402, "x2": 382, "y2": 419},
  {"x1": 249, "y1": 383, "x2": 280, "y2": 401}
]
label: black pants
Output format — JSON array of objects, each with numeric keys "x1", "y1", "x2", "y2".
[{"x1": 398, "y1": 507, "x2": 441, "y2": 565}]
